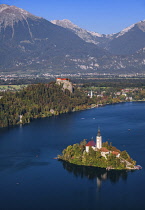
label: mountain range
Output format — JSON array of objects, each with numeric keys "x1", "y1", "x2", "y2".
[
  {"x1": 1, "y1": 4, "x2": 145, "y2": 75},
  {"x1": 51, "y1": 19, "x2": 145, "y2": 55}
]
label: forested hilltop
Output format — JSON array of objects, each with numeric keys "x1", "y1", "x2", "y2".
[
  {"x1": 0, "y1": 82, "x2": 94, "y2": 128},
  {"x1": 1, "y1": 79, "x2": 145, "y2": 128}
]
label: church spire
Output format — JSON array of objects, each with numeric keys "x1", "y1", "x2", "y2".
[
  {"x1": 96, "y1": 127, "x2": 102, "y2": 149},
  {"x1": 97, "y1": 127, "x2": 101, "y2": 137}
]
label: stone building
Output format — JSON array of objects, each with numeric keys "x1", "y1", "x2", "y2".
[{"x1": 56, "y1": 78, "x2": 73, "y2": 93}]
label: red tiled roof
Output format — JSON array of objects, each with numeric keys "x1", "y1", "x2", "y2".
[
  {"x1": 112, "y1": 151, "x2": 120, "y2": 155},
  {"x1": 61, "y1": 78, "x2": 69, "y2": 80},
  {"x1": 86, "y1": 140, "x2": 96, "y2": 147},
  {"x1": 56, "y1": 78, "x2": 70, "y2": 81},
  {"x1": 100, "y1": 147, "x2": 109, "y2": 152}
]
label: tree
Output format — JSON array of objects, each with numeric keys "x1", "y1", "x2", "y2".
[{"x1": 120, "y1": 150, "x2": 129, "y2": 160}]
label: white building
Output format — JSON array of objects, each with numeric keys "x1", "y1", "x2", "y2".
[
  {"x1": 96, "y1": 128, "x2": 102, "y2": 149},
  {"x1": 85, "y1": 128, "x2": 121, "y2": 159},
  {"x1": 85, "y1": 140, "x2": 96, "y2": 153},
  {"x1": 86, "y1": 128, "x2": 102, "y2": 152},
  {"x1": 90, "y1": 90, "x2": 93, "y2": 98}
]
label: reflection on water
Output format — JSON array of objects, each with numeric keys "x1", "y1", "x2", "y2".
[
  {"x1": 60, "y1": 160, "x2": 132, "y2": 189},
  {"x1": 0, "y1": 103, "x2": 145, "y2": 210}
]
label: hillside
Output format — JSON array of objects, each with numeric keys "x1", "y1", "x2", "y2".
[
  {"x1": 52, "y1": 19, "x2": 145, "y2": 55},
  {"x1": 108, "y1": 21, "x2": 145, "y2": 55},
  {"x1": 0, "y1": 4, "x2": 108, "y2": 74},
  {"x1": 0, "y1": 82, "x2": 94, "y2": 127},
  {"x1": 1, "y1": 4, "x2": 145, "y2": 74},
  {"x1": 51, "y1": 19, "x2": 111, "y2": 48}
]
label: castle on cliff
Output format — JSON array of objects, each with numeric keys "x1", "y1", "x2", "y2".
[{"x1": 56, "y1": 78, "x2": 73, "y2": 93}]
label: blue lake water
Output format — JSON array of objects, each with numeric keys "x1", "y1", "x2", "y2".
[{"x1": 0, "y1": 102, "x2": 145, "y2": 210}]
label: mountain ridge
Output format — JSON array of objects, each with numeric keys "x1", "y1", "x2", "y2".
[
  {"x1": 1, "y1": 4, "x2": 145, "y2": 75},
  {"x1": 51, "y1": 19, "x2": 145, "y2": 55},
  {"x1": 51, "y1": 19, "x2": 112, "y2": 48},
  {"x1": 0, "y1": 4, "x2": 109, "y2": 73}
]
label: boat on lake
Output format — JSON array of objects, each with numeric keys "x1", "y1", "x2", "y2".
[{"x1": 135, "y1": 165, "x2": 142, "y2": 170}]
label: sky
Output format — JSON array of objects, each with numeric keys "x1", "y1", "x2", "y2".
[{"x1": 1, "y1": 0, "x2": 145, "y2": 34}]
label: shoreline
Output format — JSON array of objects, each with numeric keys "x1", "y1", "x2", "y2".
[
  {"x1": 1, "y1": 100, "x2": 145, "y2": 129},
  {"x1": 58, "y1": 158, "x2": 138, "y2": 171}
]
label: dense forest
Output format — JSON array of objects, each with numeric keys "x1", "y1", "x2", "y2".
[
  {"x1": 1, "y1": 80, "x2": 145, "y2": 128},
  {"x1": 0, "y1": 82, "x2": 94, "y2": 128}
]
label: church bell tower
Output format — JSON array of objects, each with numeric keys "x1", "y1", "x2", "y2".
[{"x1": 96, "y1": 128, "x2": 102, "y2": 149}]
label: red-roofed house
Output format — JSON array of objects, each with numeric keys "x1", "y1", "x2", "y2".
[
  {"x1": 86, "y1": 140, "x2": 96, "y2": 152},
  {"x1": 100, "y1": 147, "x2": 110, "y2": 158},
  {"x1": 100, "y1": 147, "x2": 109, "y2": 152},
  {"x1": 112, "y1": 151, "x2": 120, "y2": 158}
]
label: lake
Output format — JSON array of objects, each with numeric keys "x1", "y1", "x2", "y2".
[{"x1": 0, "y1": 102, "x2": 145, "y2": 210}]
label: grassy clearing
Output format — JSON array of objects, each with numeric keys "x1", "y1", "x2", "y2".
[{"x1": 0, "y1": 85, "x2": 27, "y2": 91}]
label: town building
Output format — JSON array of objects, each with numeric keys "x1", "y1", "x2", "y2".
[
  {"x1": 88, "y1": 90, "x2": 93, "y2": 98},
  {"x1": 100, "y1": 147, "x2": 109, "y2": 158},
  {"x1": 112, "y1": 151, "x2": 120, "y2": 158}
]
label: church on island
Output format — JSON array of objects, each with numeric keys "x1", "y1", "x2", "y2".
[
  {"x1": 85, "y1": 128, "x2": 120, "y2": 158},
  {"x1": 58, "y1": 127, "x2": 139, "y2": 170}
]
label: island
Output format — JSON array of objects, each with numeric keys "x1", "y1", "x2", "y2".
[{"x1": 58, "y1": 129, "x2": 140, "y2": 170}]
